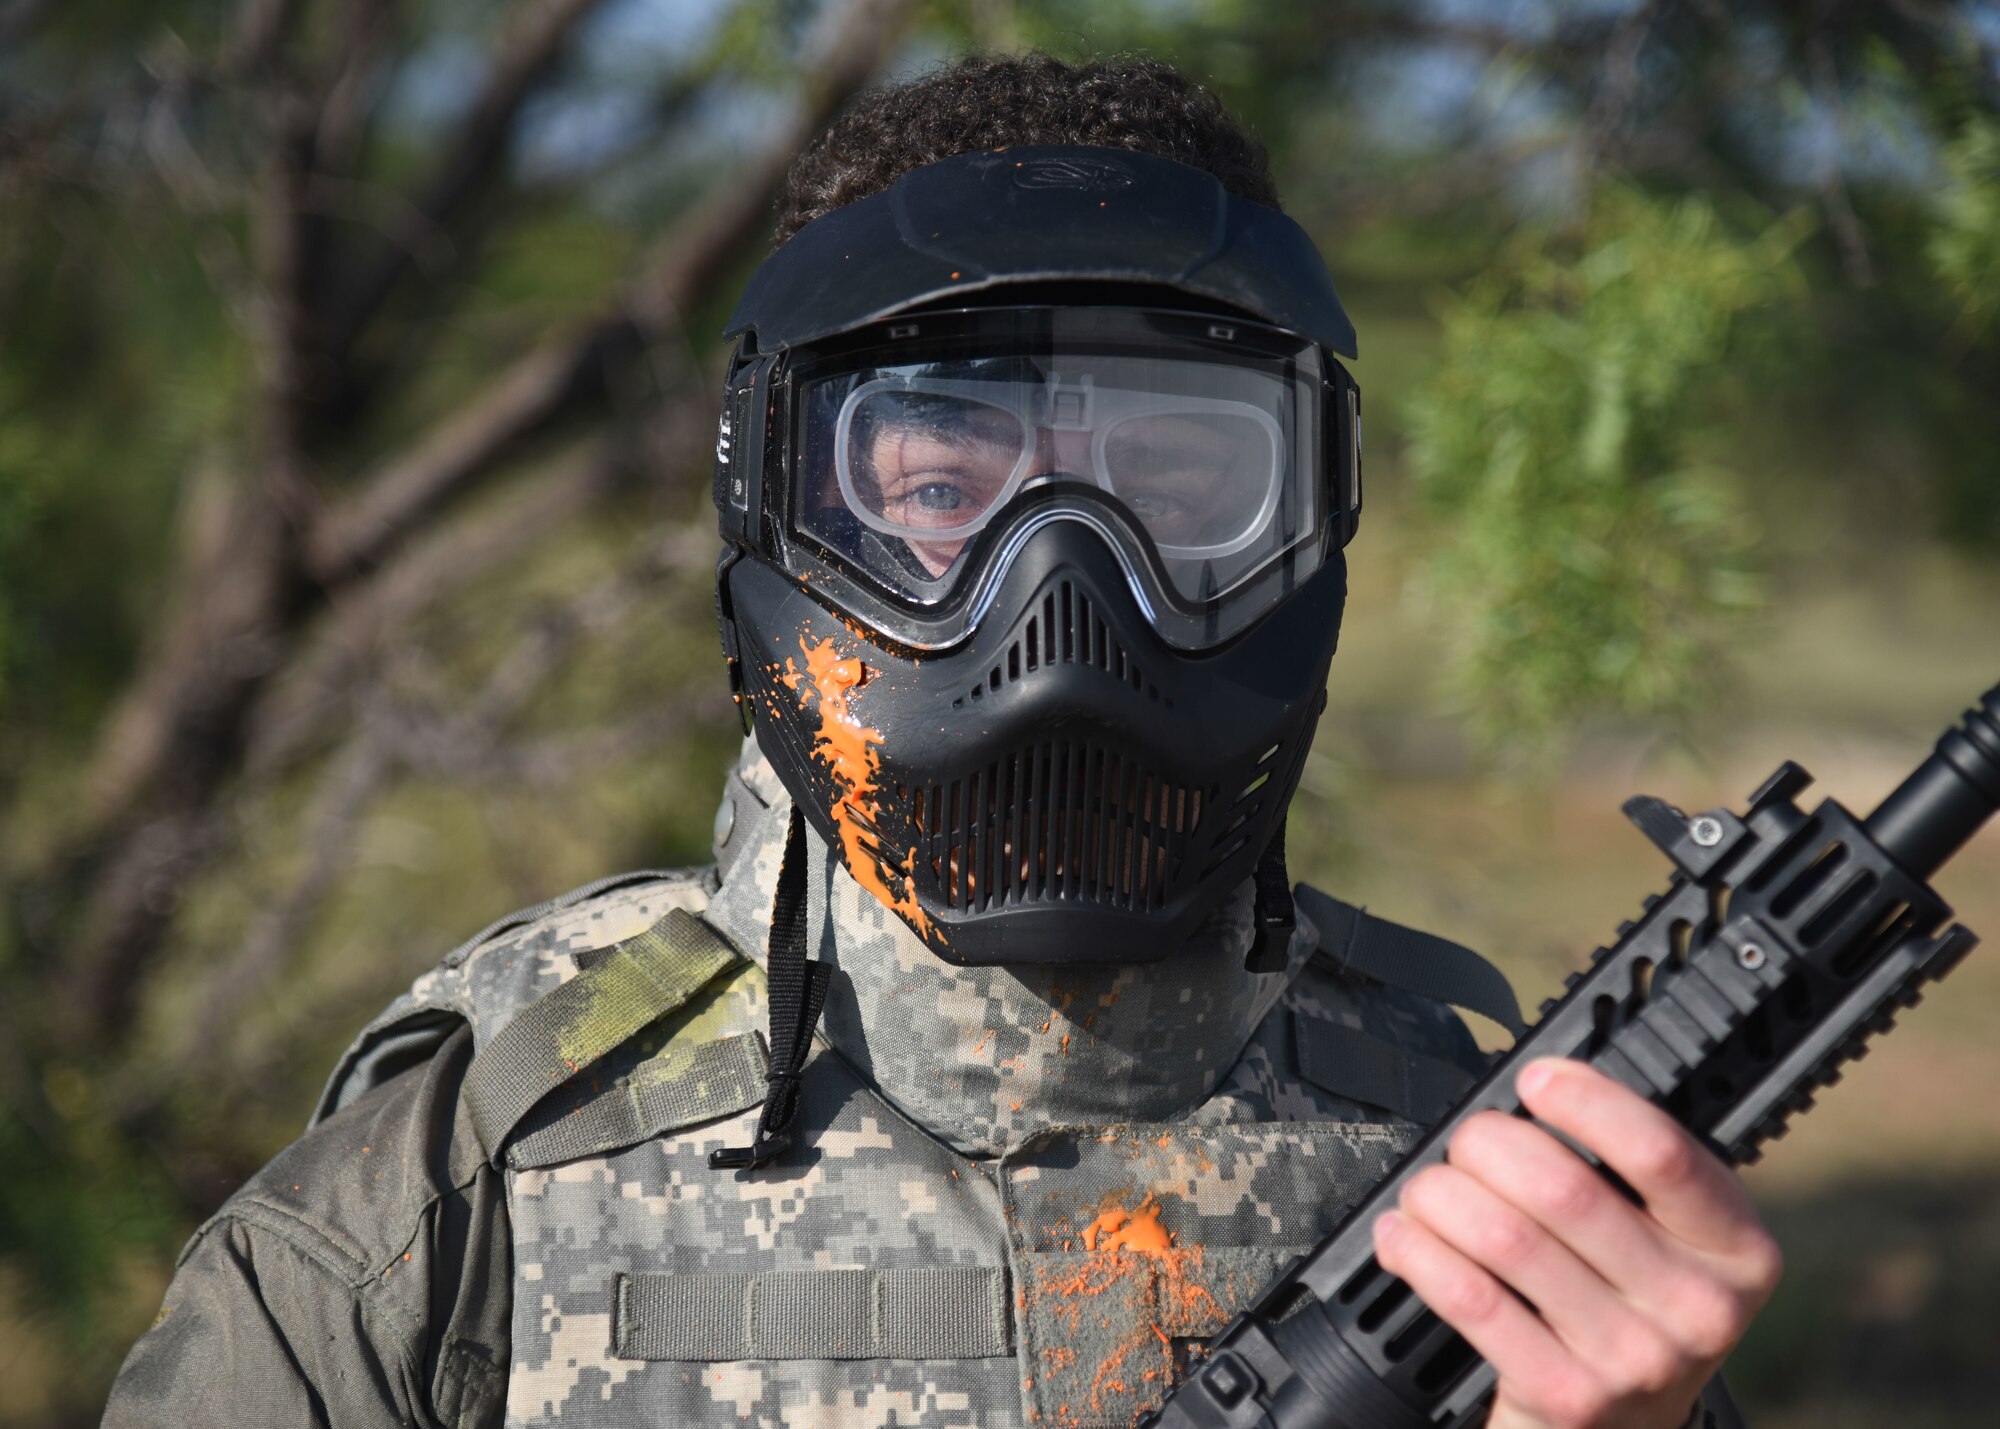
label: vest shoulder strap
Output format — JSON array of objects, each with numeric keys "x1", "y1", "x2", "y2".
[
  {"x1": 313, "y1": 868, "x2": 715, "y2": 1128},
  {"x1": 1290, "y1": 1010, "x2": 1481, "y2": 1127},
  {"x1": 505, "y1": 1030, "x2": 769, "y2": 1170},
  {"x1": 1293, "y1": 883, "x2": 1525, "y2": 1037},
  {"x1": 1286, "y1": 883, "x2": 1523, "y2": 1126},
  {"x1": 459, "y1": 906, "x2": 748, "y2": 1164}
]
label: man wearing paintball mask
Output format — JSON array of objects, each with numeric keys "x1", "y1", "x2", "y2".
[{"x1": 104, "y1": 55, "x2": 1777, "y2": 1429}]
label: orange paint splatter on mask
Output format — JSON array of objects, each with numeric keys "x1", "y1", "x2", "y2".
[{"x1": 782, "y1": 635, "x2": 937, "y2": 940}]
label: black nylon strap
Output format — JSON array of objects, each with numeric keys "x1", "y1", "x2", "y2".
[
  {"x1": 711, "y1": 803, "x2": 831, "y2": 1170},
  {"x1": 1292, "y1": 1011, "x2": 1477, "y2": 1125},
  {"x1": 1245, "y1": 822, "x2": 1298, "y2": 974},
  {"x1": 1294, "y1": 883, "x2": 1526, "y2": 1037}
]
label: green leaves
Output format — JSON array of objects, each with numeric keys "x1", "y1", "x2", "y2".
[
  {"x1": 1929, "y1": 118, "x2": 2000, "y2": 342},
  {"x1": 1402, "y1": 192, "x2": 1799, "y2": 757}
]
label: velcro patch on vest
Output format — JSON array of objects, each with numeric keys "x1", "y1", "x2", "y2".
[
  {"x1": 506, "y1": 1031, "x2": 769, "y2": 1169},
  {"x1": 611, "y1": 1267, "x2": 1012, "y2": 1361}
]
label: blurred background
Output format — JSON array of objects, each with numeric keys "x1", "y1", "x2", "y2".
[{"x1": 2, "y1": 0, "x2": 1997, "y2": 1424}]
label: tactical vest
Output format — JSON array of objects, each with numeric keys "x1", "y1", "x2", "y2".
[{"x1": 318, "y1": 866, "x2": 1519, "y2": 1429}]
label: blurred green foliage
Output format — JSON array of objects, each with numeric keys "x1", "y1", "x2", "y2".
[
  {"x1": 1403, "y1": 193, "x2": 1798, "y2": 754},
  {"x1": 1930, "y1": 117, "x2": 2000, "y2": 338},
  {"x1": 0, "y1": 1103, "x2": 179, "y2": 1349},
  {"x1": 0, "y1": 183, "x2": 244, "y2": 751},
  {"x1": 0, "y1": 376, "x2": 46, "y2": 707}
]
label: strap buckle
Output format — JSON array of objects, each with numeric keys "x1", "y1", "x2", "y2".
[
  {"x1": 709, "y1": 1131, "x2": 794, "y2": 1171},
  {"x1": 1245, "y1": 907, "x2": 1296, "y2": 974}
]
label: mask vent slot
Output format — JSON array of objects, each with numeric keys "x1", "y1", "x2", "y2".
[
  {"x1": 1198, "y1": 740, "x2": 1288, "y2": 879},
  {"x1": 916, "y1": 742, "x2": 1204, "y2": 913},
  {"x1": 952, "y1": 582, "x2": 1165, "y2": 708}
]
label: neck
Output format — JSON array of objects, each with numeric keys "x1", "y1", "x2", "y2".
[{"x1": 706, "y1": 739, "x2": 1302, "y2": 1155}]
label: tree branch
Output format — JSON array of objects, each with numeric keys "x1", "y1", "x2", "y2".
[
  {"x1": 247, "y1": 439, "x2": 639, "y2": 776},
  {"x1": 304, "y1": 0, "x2": 917, "y2": 582},
  {"x1": 251, "y1": 95, "x2": 330, "y2": 520},
  {"x1": 1298, "y1": 130, "x2": 1573, "y2": 235},
  {"x1": 520, "y1": 45, "x2": 718, "y2": 197},
  {"x1": 1578, "y1": 0, "x2": 1666, "y2": 182},
  {"x1": 164, "y1": 517, "x2": 712, "y2": 1071},
  {"x1": 304, "y1": 322, "x2": 640, "y2": 580},
  {"x1": 1352, "y1": 10, "x2": 1609, "y2": 59},
  {"x1": 174, "y1": 704, "x2": 399, "y2": 1063},
  {"x1": 0, "y1": 0, "x2": 53, "y2": 50},
  {"x1": 1808, "y1": 0, "x2": 1875, "y2": 287},
  {"x1": 476, "y1": 701, "x2": 723, "y2": 788},
  {"x1": 139, "y1": 84, "x2": 262, "y2": 333},
  {"x1": 321, "y1": 0, "x2": 611, "y2": 371},
  {"x1": 312, "y1": 0, "x2": 401, "y2": 187},
  {"x1": 46, "y1": 0, "x2": 910, "y2": 1052},
  {"x1": 1883, "y1": 0, "x2": 2000, "y2": 106},
  {"x1": 221, "y1": 0, "x2": 312, "y2": 78}
]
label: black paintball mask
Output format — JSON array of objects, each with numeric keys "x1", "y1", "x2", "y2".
[{"x1": 713, "y1": 145, "x2": 1364, "y2": 970}]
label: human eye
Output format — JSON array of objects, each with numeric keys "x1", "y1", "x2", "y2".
[
  {"x1": 906, "y1": 477, "x2": 973, "y2": 515},
  {"x1": 876, "y1": 429, "x2": 1014, "y2": 524},
  {"x1": 874, "y1": 460, "x2": 988, "y2": 529},
  {"x1": 919, "y1": 481, "x2": 966, "y2": 510},
  {"x1": 1122, "y1": 489, "x2": 1188, "y2": 522}
]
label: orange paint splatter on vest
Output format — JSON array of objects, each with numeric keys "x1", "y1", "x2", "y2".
[
  {"x1": 782, "y1": 635, "x2": 937, "y2": 940},
  {"x1": 1016, "y1": 1194, "x2": 1240, "y2": 1423},
  {"x1": 1082, "y1": 1197, "x2": 1173, "y2": 1256}
]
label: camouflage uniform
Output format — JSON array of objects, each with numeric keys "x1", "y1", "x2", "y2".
[{"x1": 102, "y1": 739, "x2": 1495, "y2": 1429}]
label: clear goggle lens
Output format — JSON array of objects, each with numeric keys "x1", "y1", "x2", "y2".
[{"x1": 834, "y1": 375, "x2": 1284, "y2": 559}]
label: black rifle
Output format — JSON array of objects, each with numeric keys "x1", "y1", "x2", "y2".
[{"x1": 1147, "y1": 683, "x2": 2000, "y2": 1429}]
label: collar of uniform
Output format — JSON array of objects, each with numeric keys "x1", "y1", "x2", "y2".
[{"x1": 703, "y1": 739, "x2": 1312, "y2": 1157}]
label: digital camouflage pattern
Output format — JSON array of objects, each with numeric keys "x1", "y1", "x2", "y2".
[{"x1": 310, "y1": 738, "x2": 1488, "y2": 1429}]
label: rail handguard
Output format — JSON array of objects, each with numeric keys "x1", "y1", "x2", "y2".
[{"x1": 1146, "y1": 683, "x2": 2000, "y2": 1429}]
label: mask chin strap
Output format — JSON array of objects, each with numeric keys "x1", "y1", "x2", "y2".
[
  {"x1": 711, "y1": 803, "x2": 831, "y2": 1171},
  {"x1": 1244, "y1": 820, "x2": 1297, "y2": 974}
]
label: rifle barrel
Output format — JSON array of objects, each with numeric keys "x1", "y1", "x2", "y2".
[{"x1": 1865, "y1": 685, "x2": 2000, "y2": 879}]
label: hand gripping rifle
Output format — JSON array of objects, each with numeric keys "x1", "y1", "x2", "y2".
[{"x1": 1147, "y1": 683, "x2": 2000, "y2": 1429}]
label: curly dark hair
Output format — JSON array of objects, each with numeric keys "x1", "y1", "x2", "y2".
[{"x1": 773, "y1": 53, "x2": 1278, "y2": 247}]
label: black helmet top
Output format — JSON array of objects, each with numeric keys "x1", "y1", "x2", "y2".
[{"x1": 727, "y1": 144, "x2": 1357, "y2": 357}]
